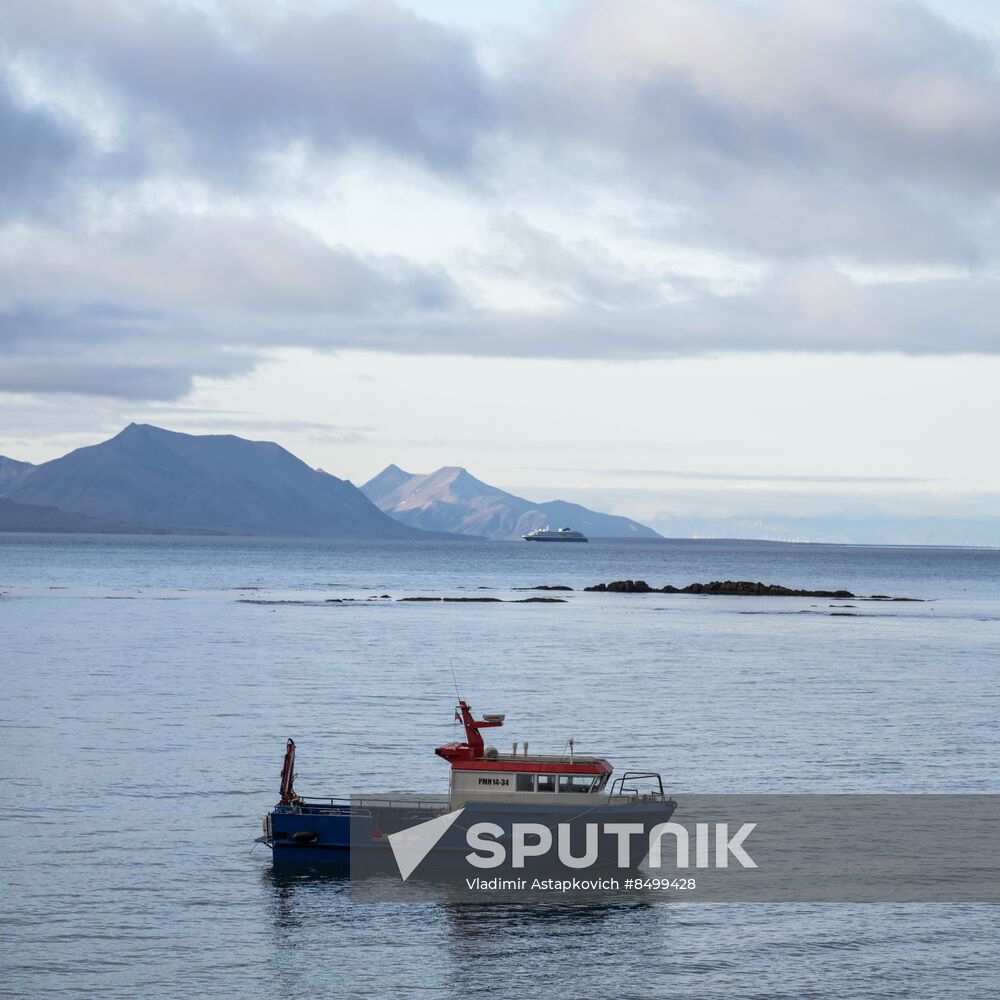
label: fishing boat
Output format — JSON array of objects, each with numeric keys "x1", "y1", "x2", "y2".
[{"x1": 257, "y1": 700, "x2": 676, "y2": 872}]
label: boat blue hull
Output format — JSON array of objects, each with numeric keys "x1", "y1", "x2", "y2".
[
  {"x1": 262, "y1": 804, "x2": 352, "y2": 867},
  {"x1": 269, "y1": 843, "x2": 351, "y2": 866},
  {"x1": 260, "y1": 798, "x2": 677, "y2": 872}
]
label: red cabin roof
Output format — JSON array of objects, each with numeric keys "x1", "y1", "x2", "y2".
[{"x1": 435, "y1": 700, "x2": 613, "y2": 775}]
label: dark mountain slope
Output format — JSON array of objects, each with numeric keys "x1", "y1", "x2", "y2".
[
  {"x1": 0, "y1": 456, "x2": 34, "y2": 493},
  {"x1": 0, "y1": 497, "x2": 210, "y2": 534},
  {"x1": 7, "y1": 424, "x2": 435, "y2": 538}
]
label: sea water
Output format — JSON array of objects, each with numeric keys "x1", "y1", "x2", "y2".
[{"x1": 1, "y1": 535, "x2": 998, "y2": 998}]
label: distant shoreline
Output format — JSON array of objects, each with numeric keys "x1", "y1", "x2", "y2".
[{"x1": 0, "y1": 530, "x2": 996, "y2": 551}]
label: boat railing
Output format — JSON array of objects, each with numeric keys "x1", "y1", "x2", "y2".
[
  {"x1": 297, "y1": 795, "x2": 449, "y2": 812},
  {"x1": 607, "y1": 772, "x2": 668, "y2": 802},
  {"x1": 486, "y1": 752, "x2": 608, "y2": 764},
  {"x1": 605, "y1": 793, "x2": 672, "y2": 805}
]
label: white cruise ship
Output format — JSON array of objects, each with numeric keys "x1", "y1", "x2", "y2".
[{"x1": 522, "y1": 526, "x2": 588, "y2": 542}]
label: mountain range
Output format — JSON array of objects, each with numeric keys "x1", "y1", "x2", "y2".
[
  {"x1": 0, "y1": 424, "x2": 429, "y2": 538},
  {"x1": 0, "y1": 424, "x2": 656, "y2": 540},
  {"x1": 361, "y1": 465, "x2": 661, "y2": 540}
]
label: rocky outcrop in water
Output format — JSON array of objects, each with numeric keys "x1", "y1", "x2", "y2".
[
  {"x1": 585, "y1": 580, "x2": 655, "y2": 593},
  {"x1": 584, "y1": 579, "x2": 857, "y2": 598}
]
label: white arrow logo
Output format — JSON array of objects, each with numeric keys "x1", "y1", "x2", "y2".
[{"x1": 387, "y1": 808, "x2": 465, "y2": 881}]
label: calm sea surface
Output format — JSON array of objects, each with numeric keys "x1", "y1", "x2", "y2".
[{"x1": 2, "y1": 535, "x2": 998, "y2": 998}]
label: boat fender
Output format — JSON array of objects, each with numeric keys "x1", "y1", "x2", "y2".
[{"x1": 292, "y1": 830, "x2": 318, "y2": 844}]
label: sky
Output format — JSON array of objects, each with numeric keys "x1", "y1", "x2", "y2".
[{"x1": 1, "y1": 0, "x2": 999, "y2": 543}]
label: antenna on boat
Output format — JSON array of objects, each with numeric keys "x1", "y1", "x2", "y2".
[{"x1": 448, "y1": 659, "x2": 462, "y2": 702}]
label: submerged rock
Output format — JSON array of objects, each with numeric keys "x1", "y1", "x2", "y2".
[
  {"x1": 399, "y1": 596, "x2": 503, "y2": 602},
  {"x1": 584, "y1": 580, "x2": 653, "y2": 593},
  {"x1": 398, "y1": 595, "x2": 566, "y2": 604}
]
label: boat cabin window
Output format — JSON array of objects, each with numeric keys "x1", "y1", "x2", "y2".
[
  {"x1": 559, "y1": 775, "x2": 596, "y2": 793},
  {"x1": 515, "y1": 773, "x2": 602, "y2": 792}
]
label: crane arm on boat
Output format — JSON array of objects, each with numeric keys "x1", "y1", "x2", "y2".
[
  {"x1": 436, "y1": 700, "x2": 505, "y2": 763},
  {"x1": 279, "y1": 738, "x2": 299, "y2": 804}
]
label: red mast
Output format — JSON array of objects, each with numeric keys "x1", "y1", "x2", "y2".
[
  {"x1": 435, "y1": 700, "x2": 505, "y2": 763},
  {"x1": 279, "y1": 739, "x2": 298, "y2": 803}
]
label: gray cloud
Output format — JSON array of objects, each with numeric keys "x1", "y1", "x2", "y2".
[
  {"x1": 3, "y1": 250, "x2": 998, "y2": 402},
  {"x1": 2, "y1": 0, "x2": 998, "y2": 264},
  {"x1": 8, "y1": 0, "x2": 995, "y2": 263},
  {"x1": 642, "y1": 263, "x2": 1000, "y2": 355},
  {"x1": 0, "y1": 213, "x2": 461, "y2": 398},
  {"x1": 0, "y1": 213, "x2": 459, "y2": 316},
  {"x1": 0, "y1": 74, "x2": 84, "y2": 219},
  {"x1": 0, "y1": 0, "x2": 490, "y2": 179},
  {"x1": 337, "y1": 263, "x2": 1000, "y2": 358},
  {"x1": 0, "y1": 358, "x2": 210, "y2": 400},
  {"x1": 0, "y1": 301, "x2": 256, "y2": 398},
  {"x1": 2, "y1": 0, "x2": 1000, "y2": 401},
  {"x1": 509, "y1": 0, "x2": 1000, "y2": 263},
  {"x1": 477, "y1": 213, "x2": 684, "y2": 308}
]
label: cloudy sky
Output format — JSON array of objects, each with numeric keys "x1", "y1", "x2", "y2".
[{"x1": 2, "y1": 0, "x2": 999, "y2": 542}]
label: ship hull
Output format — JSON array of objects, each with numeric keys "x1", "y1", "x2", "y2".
[{"x1": 261, "y1": 798, "x2": 675, "y2": 873}]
